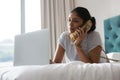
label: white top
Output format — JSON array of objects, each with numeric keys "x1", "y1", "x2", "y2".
[{"x1": 58, "y1": 31, "x2": 102, "y2": 62}]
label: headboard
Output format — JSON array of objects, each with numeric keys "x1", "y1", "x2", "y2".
[{"x1": 104, "y1": 15, "x2": 120, "y2": 53}]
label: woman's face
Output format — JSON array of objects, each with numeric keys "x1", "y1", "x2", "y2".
[{"x1": 68, "y1": 12, "x2": 83, "y2": 33}]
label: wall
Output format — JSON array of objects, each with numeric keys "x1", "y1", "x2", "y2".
[{"x1": 75, "y1": 0, "x2": 120, "y2": 48}]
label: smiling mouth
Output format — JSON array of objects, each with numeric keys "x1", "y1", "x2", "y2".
[
  {"x1": 70, "y1": 27, "x2": 78, "y2": 30},
  {"x1": 70, "y1": 28, "x2": 75, "y2": 30},
  {"x1": 70, "y1": 28, "x2": 76, "y2": 33}
]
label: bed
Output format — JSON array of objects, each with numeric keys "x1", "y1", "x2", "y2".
[
  {"x1": 0, "y1": 61, "x2": 120, "y2": 80},
  {"x1": 0, "y1": 15, "x2": 120, "y2": 80}
]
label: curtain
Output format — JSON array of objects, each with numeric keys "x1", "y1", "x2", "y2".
[{"x1": 41, "y1": 0, "x2": 75, "y2": 59}]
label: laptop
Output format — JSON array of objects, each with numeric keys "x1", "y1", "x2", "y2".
[{"x1": 14, "y1": 29, "x2": 50, "y2": 66}]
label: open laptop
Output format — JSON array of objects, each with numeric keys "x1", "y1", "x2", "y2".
[{"x1": 14, "y1": 29, "x2": 50, "y2": 66}]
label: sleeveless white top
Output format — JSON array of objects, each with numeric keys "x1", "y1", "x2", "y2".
[{"x1": 58, "y1": 31, "x2": 102, "y2": 62}]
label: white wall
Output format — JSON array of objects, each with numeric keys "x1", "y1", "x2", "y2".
[{"x1": 75, "y1": 0, "x2": 120, "y2": 48}]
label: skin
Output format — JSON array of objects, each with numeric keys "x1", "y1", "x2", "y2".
[{"x1": 52, "y1": 12, "x2": 102, "y2": 63}]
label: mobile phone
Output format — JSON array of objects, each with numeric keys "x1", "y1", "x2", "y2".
[{"x1": 70, "y1": 20, "x2": 92, "y2": 41}]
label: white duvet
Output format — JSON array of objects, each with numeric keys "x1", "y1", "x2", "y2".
[{"x1": 0, "y1": 61, "x2": 120, "y2": 80}]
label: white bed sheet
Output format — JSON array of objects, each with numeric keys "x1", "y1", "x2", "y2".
[{"x1": 0, "y1": 61, "x2": 120, "y2": 80}]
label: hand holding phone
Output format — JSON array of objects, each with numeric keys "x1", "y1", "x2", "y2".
[{"x1": 70, "y1": 20, "x2": 92, "y2": 41}]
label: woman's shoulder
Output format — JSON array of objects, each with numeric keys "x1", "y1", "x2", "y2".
[
  {"x1": 88, "y1": 31, "x2": 100, "y2": 37},
  {"x1": 87, "y1": 31, "x2": 102, "y2": 45}
]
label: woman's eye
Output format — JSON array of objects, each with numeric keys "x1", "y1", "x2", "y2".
[
  {"x1": 68, "y1": 19, "x2": 79, "y2": 23},
  {"x1": 73, "y1": 20, "x2": 79, "y2": 23},
  {"x1": 68, "y1": 19, "x2": 71, "y2": 22}
]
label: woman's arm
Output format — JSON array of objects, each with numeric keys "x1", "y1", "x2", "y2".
[
  {"x1": 74, "y1": 28, "x2": 92, "y2": 63},
  {"x1": 74, "y1": 30, "x2": 102, "y2": 63},
  {"x1": 75, "y1": 45, "x2": 102, "y2": 63},
  {"x1": 53, "y1": 43, "x2": 65, "y2": 63},
  {"x1": 88, "y1": 45, "x2": 102, "y2": 63},
  {"x1": 75, "y1": 46, "x2": 92, "y2": 63}
]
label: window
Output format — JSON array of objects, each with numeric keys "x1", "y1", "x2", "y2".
[
  {"x1": 0, "y1": 0, "x2": 41, "y2": 66},
  {"x1": 0, "y1": 0, "x2": 20, "y2": 66}
]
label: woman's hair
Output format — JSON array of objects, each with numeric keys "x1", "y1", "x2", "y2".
[{"x1": 71, "y1": 7, "x2": 96, "y2": 33}]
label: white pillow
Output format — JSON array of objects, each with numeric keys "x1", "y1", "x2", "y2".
[{"x1": 107, "y1": 52, "x2": 120, "y2": 63}]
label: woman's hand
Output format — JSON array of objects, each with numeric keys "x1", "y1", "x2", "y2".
[
  {"x1": 74, "y1": 28, "x2": 87, "y2": 47},
  {"x1": 49, "y1": 59, "x2": 55, "y2": 64}
]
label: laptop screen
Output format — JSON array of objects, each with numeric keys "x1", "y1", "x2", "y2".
[{"x1": 14, "y1": 29, "x2": 50, "y2": 66}]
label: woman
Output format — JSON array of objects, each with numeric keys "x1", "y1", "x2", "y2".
[{"x1": 52, "y1": 7, "x2": 102, "y2": 63}]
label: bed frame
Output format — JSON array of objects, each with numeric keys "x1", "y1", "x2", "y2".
[{"x1": 104, "y1": 15, "x2": 120, "y2": 53}]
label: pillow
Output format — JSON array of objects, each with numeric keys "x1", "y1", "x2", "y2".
[{"x1": 107, "y1": 52, "x2": 120, "y2": 63}]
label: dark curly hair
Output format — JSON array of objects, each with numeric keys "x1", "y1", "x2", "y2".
[{"x1": 71, "y1": 7, "x2": 96, "y2": 33}]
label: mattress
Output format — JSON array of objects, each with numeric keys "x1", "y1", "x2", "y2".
[{"x1": 0, "y1": 61, "x2": 120, "y2": 80}]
